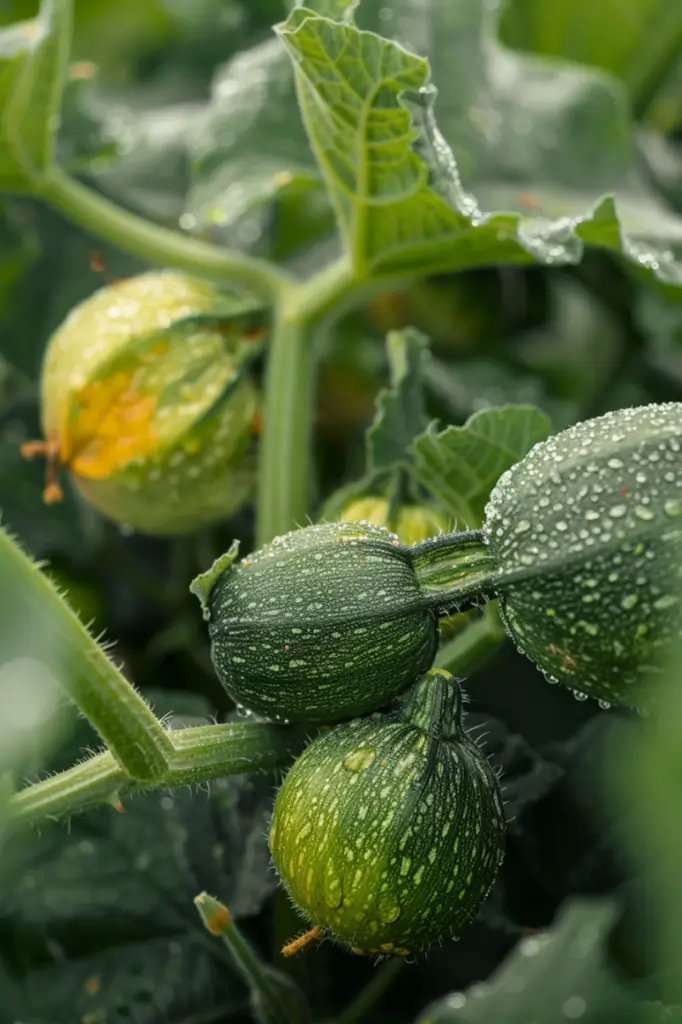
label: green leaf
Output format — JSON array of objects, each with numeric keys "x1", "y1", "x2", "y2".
[
  {"x1": 411, "y1": 405, "x2": 551, "y2": 527},
  {"x1": 366, "y1": 327, "x2": 430, "y2": 472},
  {"x1": 500, "y1": 0, "x2": 682, "y2": 115},
  {"x1": 3, "y1": 935, "x2": 248, "y2": 1024},
  {"x1": 0, "y1": 766, "x2": 278, "y2": 1022},
  {"x1": 277, "y1": 1, "x2": 682, "y2": 287},
  {"x1": 185, "y1": 36, "x2": 321, "y2": 233},
  {"x1": 0, "y1": 0, "x2": 72, "y2": 192},
  {"x1": 416, "y1": 900, "x2": 682, "y2": 1023}
]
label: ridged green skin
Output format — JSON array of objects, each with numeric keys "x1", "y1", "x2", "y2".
[
  {"x1": 485, "y1": 403, "x2": 682, "y2": 707},
  {"x1": 207, "y1": 522, "x2": 438, "y2": 723},
  {"x1": 41, "y1": 271, "x2": 256, "y2": 535},
  {"x1": 269, "y1": 669, "x2": 506, "y2": 955}
]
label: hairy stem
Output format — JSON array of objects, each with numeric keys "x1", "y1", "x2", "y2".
[
  {"x1": 41, "y1": 169, "x2": 295, "y2": 303},
  {"x1": 8, "y1": 721, "x2": 307, "y2": 827},
  {"x1": 0, "y1": 527, "x2": 172, "y2": 781}
]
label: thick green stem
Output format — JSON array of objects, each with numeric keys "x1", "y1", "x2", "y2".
[
  {"x1": 256, "y1": 309, "x2": 314, "y2": 546},
  {"x1": 0, "y1": 527, "x2": 172, "y2": 781},
  {"x1": 255, "y1": 259, "x2": 361, "y2": 545},
  {"x1": 411, "y1": 530, "x2": 497, "y2": 614},
  {"x1": 41, "y1": 169, "x2": 294, "y2": 302},
  {"x1": 8, "y1": 721, "x2": 307, "y2": 827}
]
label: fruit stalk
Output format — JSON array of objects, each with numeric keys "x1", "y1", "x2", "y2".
[{"x1": 411, "y1": 530, "x2": 497, "y2": 613}]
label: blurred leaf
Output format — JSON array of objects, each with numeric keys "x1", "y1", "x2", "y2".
[
  {"x1": 513, "y1": 276, "x2": 623, "y2": 409},
  {"x1": 1, "y1": 771, "x2": 277, "y2": 930},
  {"x1": 500, "y1": 0, "x2": 682, "y2": 116},
  {"x1": 0, "y1": 767, "x2": 278, "y2": 1022},
  {"x1": 417, "y1": 900, "x2": 682, "y2": 1023},
  {"x1": 277, "y1": 1, "x2": 682, "y2": 286},
  {"x1": 367, "y1": 328, "x2": 429, "y2": 472},
  {"x1": 0, "y1": 0, "x2": 72, "y2": 192},
  {"x1": 611, "y1": 630, "x2": 682, "y2": 1005},
  {"x1": 3, "y1": 934, "x2": 248, "y2": 1024},
  {"x1": 423, "y1": 355, "x2": 575, "y2": 429},
  {"x1": 185, "y1": 36, "x2": 321, "y2": 233},
  {"x1": 411, "y1": 405, "x2": 551, "y2": 526},
  {"x1": 81, "y1": 93, "x2": 201, "y2": 224}
]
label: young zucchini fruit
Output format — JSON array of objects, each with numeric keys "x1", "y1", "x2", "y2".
[
  {"x1": 485, "y1": 402, "x2": 682, "y2": 707},
  {"x1": 25, "y1": 271, "x2": 259, "y2": 534},
  {"x1": 203, "y1": 522, "x2": 442, "y2": 723},
  {"x1": 269, "y1": 669, "x2": 506, "y2": 956}
]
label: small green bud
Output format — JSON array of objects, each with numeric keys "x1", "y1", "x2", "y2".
[{"x1": 25, "y1": 271, "x2": 259, "y2": 534}]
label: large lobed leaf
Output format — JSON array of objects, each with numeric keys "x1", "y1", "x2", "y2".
[{"x1": 275, "y1": 0, "x2": 682, "y2": 285}]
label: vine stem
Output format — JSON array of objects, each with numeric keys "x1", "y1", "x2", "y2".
[
  {"x1": 1, "y1": 527, "x2": 172, "y2": 782},
  {"x1": 256, "y1": 258, "x2": 361, "y2": 545},
  {"x1": 8, "y1": 721, "x2": 307, "y2": 827},
  {"x1": 41, "y1": 169, "x2": 295, "y2": 303}
]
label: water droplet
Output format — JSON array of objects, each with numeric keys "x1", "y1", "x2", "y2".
[
  {"x1": 608, "y1": 505, "x2": 627, "y2": 518},
  {"x1": 572, "y1": 690, "x2": 589, "y2": 702},
  {"x1": 634, "y1": 506, "x2": 654, "y2": 521},
  {"x1": 598, "y1": 699, "x2": 611, "y2": 710},
  {"x1": 664, "y1": 499, "x2": 682, "y2": 518},
  {"x1": 514, "y1": 520, "x2": 531, "y2": 534}
]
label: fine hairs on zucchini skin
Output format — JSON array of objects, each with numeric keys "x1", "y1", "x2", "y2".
[
  {"x1": 205, "y1": 522, "x2": 441, "y2": 724},
  {"x1": 269, "y1": 670, "x2": 506, "y2": 957},
  {"x1": 483, "y1": 402, "x2": 682, "y2": 708}
]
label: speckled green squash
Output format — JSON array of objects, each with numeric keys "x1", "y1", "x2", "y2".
[
  {"x1": 37, "y1": 271, "x2": 258, "y2": 535},
  {"x1": 484, "y1": 402, "x2": 682, "y2": 707},
  {"x1": 269, "y1": 668, "x2": 506, "y2": 956},
  {"x1": 205, "y1": 522, "x2": 439, "y2": 723}
]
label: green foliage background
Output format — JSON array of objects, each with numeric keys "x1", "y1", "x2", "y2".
[{"x1": 2, "y1": 0, "x2": 682, "y2": 1021}]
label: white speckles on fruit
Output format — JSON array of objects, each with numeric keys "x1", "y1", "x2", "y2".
[
  {"x1": 269, "y1": 670, "x2": 505, "y2": 956},
  {"x1": 484, "y1": 403, "x2": 682, "y2": 708},
  {"x1": 205, "y1": 522, "x2": 440, "y2": 723}
]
